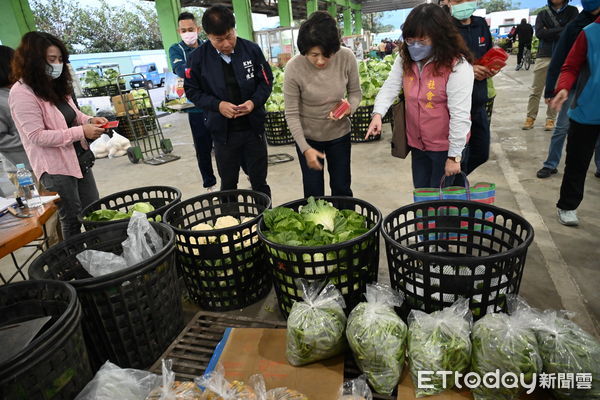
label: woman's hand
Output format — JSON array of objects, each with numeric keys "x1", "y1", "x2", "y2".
[
  {"x1": 445, "y1": 158, "x2": 461, "y2": 177},
  {"x1": 304, "y1": 148, "x2": 325, "y2": 171},
  {"x1": 473, "y1": 65, "x2": 492, "y2": 81},
  {"x1": 83, "y1": 124, "x2": 105, "y2": 140},
  {"x1": 89, "y1": 117, "x2": 108, "y2": 125},
  {"x1": 365, "y1": 113, "x2": 383, "y2": 140},
  {"x1": 328, "y1": 99, "x2": 351, "y2": 120},
  {"x1": 549, "y1": 89, "x2": 569, "y2": 112}
]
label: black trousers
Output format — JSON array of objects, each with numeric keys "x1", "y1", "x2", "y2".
[
  {"x1": 213, "y1": 130, "x2": 271, "y2": 199},
  {"x1": 557, "y1": 119, "x2": 600, "y2": 211},
  {"x1": 296, "y1": 133, "x2": 352, "y2": 197},
  {"x1": 188, "y1": 112, "x2": 216, "y2": 188},
  {"x1": 517, "y1": 40, "x2": 532, "y2": 65}
]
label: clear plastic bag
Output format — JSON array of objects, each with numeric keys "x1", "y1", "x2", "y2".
[
  {"x1": 146, "y1": 359, "x2": 203, "y2": 399},
  {"x1": 471, "y1": 311, "x2": 542, "y2": 400},
  {"x1": 509, "y1": 297, "x2": 600, "y2": 400},
  {"x1": 286, "y1": 279, "x2": 347, "y2": 366},
  {"x1": 249, "y1": 374, "x2": 307, "y2": 400},
  {"x1": 90, "y1": 134, "x2": 111, "y2": 159},
  {"x1": 76, "y1": 249, "x2": 129, "y2": 277},
  {"x1": 407, "y1": 298, "x2": 472, "y2": 398},
  {"x1": 195, "y1": 364, "x2": 256, "y2": 399},
  {"x1": 337, "y1": 375, "x2": 373, "y2": 400},
  {"x1": 122, "y1": 211, "x2": 163, "y2": 266},
  {"x1": 345, "y1": 283, "x2": 406, "y2": 395},
  {"x1": 74, "y1": 360, "x2": 161, "y2": 400}
]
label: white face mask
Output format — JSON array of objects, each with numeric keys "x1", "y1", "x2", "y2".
[
  {"x1": 181, "y1": 31, "x2": 198, "y2": 46},
  {"x1": 46, "y1": 63, "x2": 63, "y2": 79}
]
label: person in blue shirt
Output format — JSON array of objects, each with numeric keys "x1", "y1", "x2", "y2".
[
  {"x1": 168, "y1": 12, "x2": 217, "y2": 192},
  {"x1": 184, "y1": 5, "x2": 273, "y2": 198}
]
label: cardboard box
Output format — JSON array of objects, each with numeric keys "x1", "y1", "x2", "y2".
[
  {"x1": 213, "y1": 328, "x2": 344, "y2": 399},
  {"x1": 111, "y1": 94, "x2": 137, "y2": 116}
]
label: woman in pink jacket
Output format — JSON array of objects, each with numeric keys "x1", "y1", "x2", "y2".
[
  {"x1": 9, "y1": 32, "x2": 107, "y2": 239},
  {"x1": 366, "y1": 4, "x2": 474, "y2": 188}
]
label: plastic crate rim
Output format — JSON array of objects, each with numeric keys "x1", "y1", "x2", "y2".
[
  {"x1": 164, "y1": 189, "x2": 272, "y2": 235},
  {"x1": 28, "y1": 221, "x2": 175, "y2": 287},
  {"x1": 381, "y1": 200, "x2": 535, "y2": 263},
  {"x1": 257, "y1": 195, "x2": 382, "y2": 252}
]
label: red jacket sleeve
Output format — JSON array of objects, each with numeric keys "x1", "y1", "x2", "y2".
[{"x1": 555, "y1": 31, "x2": 588, "y2": 94}]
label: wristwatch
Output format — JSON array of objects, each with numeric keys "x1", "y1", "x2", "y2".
[{"x1": 448, "y1": 156, "x2": 462, "y2": 163}]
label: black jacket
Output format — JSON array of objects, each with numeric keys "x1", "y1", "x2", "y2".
[
  {"x1": 544, "y1": 11, "x2": 598, "y2": 98},
  {"x1": 184, "y1": 38, "x2": 273, "y2": 141},
  {"x1": 535, "y1": 1, "x2": 579, "y2": 58},
  {"x1": 454, "y1": 16, "x2": 493, "y2": 106},
  {"x1": 515, "y1": 22, "x2": 534, "y2": 45}
]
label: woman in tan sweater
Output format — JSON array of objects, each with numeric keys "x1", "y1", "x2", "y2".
[{"x1": 284, "y1": 11, "x2": 361, "y2": 197}]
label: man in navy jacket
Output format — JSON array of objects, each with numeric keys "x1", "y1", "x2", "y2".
[
  {"x1": 168, "y1": 12, "x2": 217, "y2": 192},
  {"x1": 184, "y1": 5, "x2": 273, "y2": 198}
]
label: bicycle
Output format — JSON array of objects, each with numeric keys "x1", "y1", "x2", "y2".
[{"x1": 522, "y1": 47, "x2": 532, "y2": 71}]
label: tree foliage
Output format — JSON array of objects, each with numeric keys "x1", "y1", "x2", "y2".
[
  {"x1": 478, "y1": 0, "x2": 521, "y2": 12},
  {"x1": 362, "y1": 12, "x2": 395, "y2": 34},
  {"x1": 30, "y1": 0, "x2": 163, "y2": 53}
]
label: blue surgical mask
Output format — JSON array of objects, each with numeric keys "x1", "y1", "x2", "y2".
[
  {"x1": 407, "y1": 42, "x2": 433, "y2": 62},
  {"x1": 451, "y1": 1, "x2": 477, "y2": 20},
  {"x1": 582, "y1": 0, "x2": 600, "y2": 11},
  {"x1": 46, "y1": 63, "x2": 63, "y2": 79}
]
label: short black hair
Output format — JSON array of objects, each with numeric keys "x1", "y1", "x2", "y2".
[
  {"x1": 0, "y1": 45, "x2": 15, "y2": 87},
  {"x1": 178, "y1": 11, "x2": 196, "y2": 22},
  {"x1": 202, "y1": 5, "x2": 236, "y2": 35},
  {"x1": 297, "y1": 11, "x2": 340, "y2": 58}
]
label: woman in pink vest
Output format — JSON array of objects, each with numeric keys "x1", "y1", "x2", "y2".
[
  {"x1": 366, "y1": 4, "x2": 475, "y2": 188},
  {"x1": 10, "y1": 32, "x2": 107, "y2": 239}
]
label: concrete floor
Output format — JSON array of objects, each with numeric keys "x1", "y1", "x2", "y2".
[{"x1": 2, "y1": 55, "x2": 598, "y2": 336}]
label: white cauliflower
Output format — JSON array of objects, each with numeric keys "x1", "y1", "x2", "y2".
[{"x1": 214, "y1": 216, "x2": 240, "y2": 230}]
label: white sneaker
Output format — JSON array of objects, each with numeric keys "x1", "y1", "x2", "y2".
[
  {"x1": 206, "y1": 185, "x2": 218, "y2": 193},
  {"x1": 557, "y1": 208, "x2": 579, "y2": 226}
]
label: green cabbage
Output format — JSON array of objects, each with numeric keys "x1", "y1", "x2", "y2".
[{"x1": 85, "y1": 201, "x2": 155, "y2": 221}]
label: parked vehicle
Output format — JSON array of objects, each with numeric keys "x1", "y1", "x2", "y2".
[{"x1": 130, "y1": 63, "x2": 165, "y2": 89}]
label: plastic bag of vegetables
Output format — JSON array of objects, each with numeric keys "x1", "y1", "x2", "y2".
[
  {"x1": 195, "y1": 364, "x2": 256, "y2": 400},
  {"x1": 337, "y1": 375, "x2": 373, "y2": 400},
  {"x1": 345, "y1": 284, "x2": 407, "y2": 395},
  {"x1": 145, "y1": 359, "x2": 203, "y2": 399},
  {"x1": 471, "y1": 312, "x2": 542, "y2": 400},
  {"x1": 407, "y1": 298, "x2": 472, "y2": 398},
  {"x1": 286, "y1": 279, "x2": 347, "y2": 366},
  {"x1": 249, "y1": 374, "x2": 307, "y2": 400},
  {"x1": 509, "y1": 297, "x2": 600, "y2": 400}
]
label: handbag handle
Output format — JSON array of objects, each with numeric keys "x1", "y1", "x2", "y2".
[{"x1": 439, "y1": 172, "x2": 471, "y2": 200}]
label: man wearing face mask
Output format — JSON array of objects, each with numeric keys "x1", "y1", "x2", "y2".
[
  {"x1": 168, "y1": 12, "x2": 217, "y2": 192},
  {"x1": 448, "y1": 0, "x2": 494, "y2": 180},
  {"x1": 521, "y1": 0, "x2": 578, "y2": 131},
  {"x1": 184, "y1": 5, "x2": 273, "y2": 199}
]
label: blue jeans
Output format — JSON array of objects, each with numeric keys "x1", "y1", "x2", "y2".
[
  {"x1": 411, "y1": 148, "x2": 457, "y2": 188},
  {"x1": 296, "y1": 133, "x2": 352, "y2": 197},
  {"x1": 543, "y1": 93, "x2": 600, "y2": 172},
  {"x1": 188, "y1": 112, "x2": 217, "y2": 188}
]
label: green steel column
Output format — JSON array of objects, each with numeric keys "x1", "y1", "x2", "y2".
[
  {"x1": 155, "y1": 0, "x2": 180, "y2": 67},
  {"x1": 0, "y1": 0, "x2": 36, "y2": 48},
  {"x1": 232, "y1": 0, "x2": 254, "y2": 40},
  {"x1": 328, "y1": 2, "x2": 337, "y2": 17},
  {"x1": 343, "y1": 6, "x2": 352, "y2": 36},
  {"x1": 353, "y1": 9, "x2": 362, "y2": 34},
  {"x1": 278, "y1": 0, "x2": 293, "y2": 27},
  {"x1": 306, "y1": 0, "x2": 318, "y2": 16}
]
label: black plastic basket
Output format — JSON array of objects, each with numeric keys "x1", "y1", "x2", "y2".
[
  {"x1": 79, "y1": 186, "x2": 182, "y2": 231},
  {"x1": 164, "y1": 190, "x2": 273, "y2": 311},
  {"x1": 28, "y1": 222, "x2": 183, "y2": 370},
  {"x1": 0, "y1": 280, "x2": 92, "y2": 400},
  {"x1": 265, "y1": 111, "x2": 294, "y2": 146},
  {"x1": 351, "y1": 105, "x2": 381, "y2": 143},
  {"x1": 258, "y1": 197, "x2": 382, "y2": 317},
  {"x1": 382, "y1": 200, "x2": 534, "y2": 320},
  {"x1": 485, "y1": 97, "x2": 495, "y2": 127}
]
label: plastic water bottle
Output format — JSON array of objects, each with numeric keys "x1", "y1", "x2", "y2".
[{"x1": 16, "y1": 164, "x2": 42, "y2": 208}]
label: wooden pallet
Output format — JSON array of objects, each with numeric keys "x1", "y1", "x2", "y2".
[{"x1": 149, "y1": 310, "x2": 396, "y2": 400}]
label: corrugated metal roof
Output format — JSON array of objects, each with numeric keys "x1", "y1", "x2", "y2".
[{"x1": 361, "y1": 0, "x2": 425, "y2": 13}]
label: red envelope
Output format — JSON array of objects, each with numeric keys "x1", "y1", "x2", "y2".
[
  {"x1": 100, "y1": 121, "x2": 119, "y2": 129},
  {"x1": 331, "y1": 100, "x2": 350, "y2": 119}
]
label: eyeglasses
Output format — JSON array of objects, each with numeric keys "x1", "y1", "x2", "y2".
[{"x1": 405, "y1": 38, "x2": 429, "y2": 46}]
